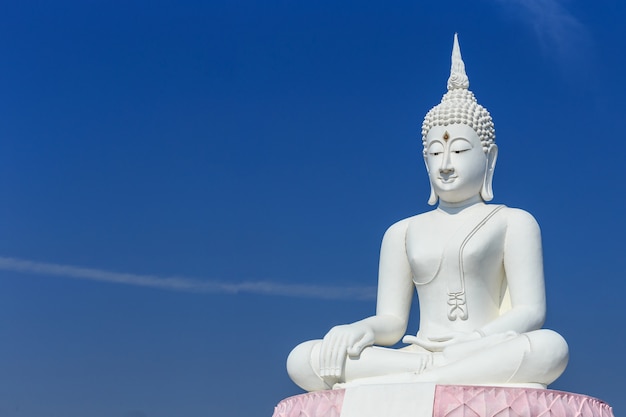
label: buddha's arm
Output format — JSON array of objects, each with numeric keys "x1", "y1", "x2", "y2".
[
  {"x1": 319, "y1": 219, "x2": 414, "y2": 380},
  {"x1": 479, "y1": 208, "x2": 546, "y2": 336},
  {"x1": 371, "y1": 218, "x2": 414, "y2": 343}
]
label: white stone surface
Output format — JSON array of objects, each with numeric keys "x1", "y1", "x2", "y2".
[{"x1": 342, "y1": 383, "x2": 436, "y2": 417}]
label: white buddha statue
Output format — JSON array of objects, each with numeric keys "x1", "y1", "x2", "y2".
[{"x1": 286, "y1": 34, "x2": 569, "y2": 392}]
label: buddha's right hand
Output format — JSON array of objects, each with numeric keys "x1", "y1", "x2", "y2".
[{"x1": 319, "y1": 323, "x2": 375, "y2": 383}]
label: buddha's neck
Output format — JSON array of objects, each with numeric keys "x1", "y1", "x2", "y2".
[{"x1": 437, "y1": 195, "x2": 484, "y2": 215}]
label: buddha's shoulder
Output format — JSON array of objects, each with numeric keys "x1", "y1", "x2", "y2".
[
  {"x1": 464, "y1": 205, "x2": 540, "y2": 229},
  {"x1": 382, "y1": 210, "x2": 439, "y2": 236},
  {"x1": 499, "y1": 206, "x2": 539, "y2": 232},
  {"x1": 496, "y1": 205, "x2": 540, "y2": 227}
]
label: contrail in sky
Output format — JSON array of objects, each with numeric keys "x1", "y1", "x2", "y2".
[{"x1": 0, "y1": 256, "x2": 376, "y2": 300}]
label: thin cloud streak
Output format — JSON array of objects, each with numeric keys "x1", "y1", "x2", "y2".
[{"x1": 0, "y1": 256, "x2": 376, "y2": 300}]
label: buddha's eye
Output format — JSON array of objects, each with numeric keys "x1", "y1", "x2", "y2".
[
  {"x1": 450, "y1": 139, "x2": 472, "y2": 154},
  {"x1": 428, "y1": 143, "x2": 444, "y2": 156}
]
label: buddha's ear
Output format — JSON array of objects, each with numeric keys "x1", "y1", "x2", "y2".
[
  {"x1": 481, "y1": 144, "x2": 498, "y2": 201},
  {"x1": 424, "y1": 156, "x2": 438, "y2": 205},
  {"x1": 428, "y1": 183, "x2": 438, "y2": 205}
]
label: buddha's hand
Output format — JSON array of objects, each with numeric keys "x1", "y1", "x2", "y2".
[
  {"x1": 319, "y1": 323, "x2": 375, "y2": 383},
  {"x1": 402, "y1": 331, "x2": 481, "y2": 352}
]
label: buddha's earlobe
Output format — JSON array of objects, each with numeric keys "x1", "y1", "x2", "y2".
[
  {"x1": 481, "y1": 144, "x2": 498, "y2": 201},
  {"x1": 425, "y1": 157, "x2": 438, "y2": 205},
  {"x1": 428, "y1": 183, "x2": 438, "y2": 205}
]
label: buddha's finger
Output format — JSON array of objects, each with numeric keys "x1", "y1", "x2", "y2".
[
  {"x1": 402, "y1": 334, "x2": 436, "y2": 349},
  {"x1": 346, "y1": 344, "x2": 361, "y2": 357},
  {"x1": 347, "y1": 337, "x2": 367, "y2": 357},
  {"x1": 320, "y1": 348, "x2": 332, "y2": 376},
  {"x1": 320, "y1": 341, "x2": 330, "y2": 376},
  {"x1": 402, "y1": 335, "x2": 420, "y2": 345},
  {"x1": 318, "y1": 349, "x2": 324, "y2": 376},
  {"x1": 428, "y1": 334, "x2": 455, "y2": 342},
  {"x1": 411, "y1": 338, "x2": 446, "y2": 351},
  {"x1": 330, "y1": 337, "x2": 348, "y2": 377},
  {"x1": 330, "y1": 335, "x2": 349, "y2": 377},
  {"x1": 320, "y1": 334, "x2": 337, "y2": 374}
]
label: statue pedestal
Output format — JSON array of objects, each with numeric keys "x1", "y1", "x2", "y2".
[{"x1": 272, "y1": 384, "x2": 614, "y2": 417}]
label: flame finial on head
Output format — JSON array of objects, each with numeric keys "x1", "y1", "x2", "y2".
[
  {"x1": 421, "y1": 34, "x2": 495, "y2": 154},
  {"x1": 447, "y1": 33, "x2": 469, "y2": 91}
]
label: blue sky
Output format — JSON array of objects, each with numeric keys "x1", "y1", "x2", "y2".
[{"x1": 0, "y1": 1, "x2": 625, "y2": 416}]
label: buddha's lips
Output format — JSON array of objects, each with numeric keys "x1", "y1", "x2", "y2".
[{"x1": 438, "y1": 176, "x2": 458, "y2": 183}]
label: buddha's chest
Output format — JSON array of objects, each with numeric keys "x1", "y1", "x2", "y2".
[{"x1": 405, "y1": 208, "x2": 506, "y2": 287}]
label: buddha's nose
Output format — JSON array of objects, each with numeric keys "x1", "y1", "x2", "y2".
[{"x1": 440, "y1": 152, "x2": 454, "y2": 174}]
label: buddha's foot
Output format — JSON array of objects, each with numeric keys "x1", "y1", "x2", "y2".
[{"x1": 333, "y1": 371, "x2": 424, "y2": 389}]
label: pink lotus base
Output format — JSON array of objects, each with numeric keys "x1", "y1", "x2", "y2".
[{"x1": 273, "y1": 385, "x2": 614, "y2": 417}]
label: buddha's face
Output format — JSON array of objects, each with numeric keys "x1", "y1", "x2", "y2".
[{"x1": 424, "y1": 124, "x2": 496, "y2": 205}]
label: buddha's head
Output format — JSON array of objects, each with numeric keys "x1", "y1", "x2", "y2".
[{"x1": 421, "y1": 34, "x2": 498, "y2": 205}]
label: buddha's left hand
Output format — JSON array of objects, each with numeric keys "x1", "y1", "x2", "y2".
[{"x1": 403, "y1": 331, "x2": 481, "y2": 352}]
